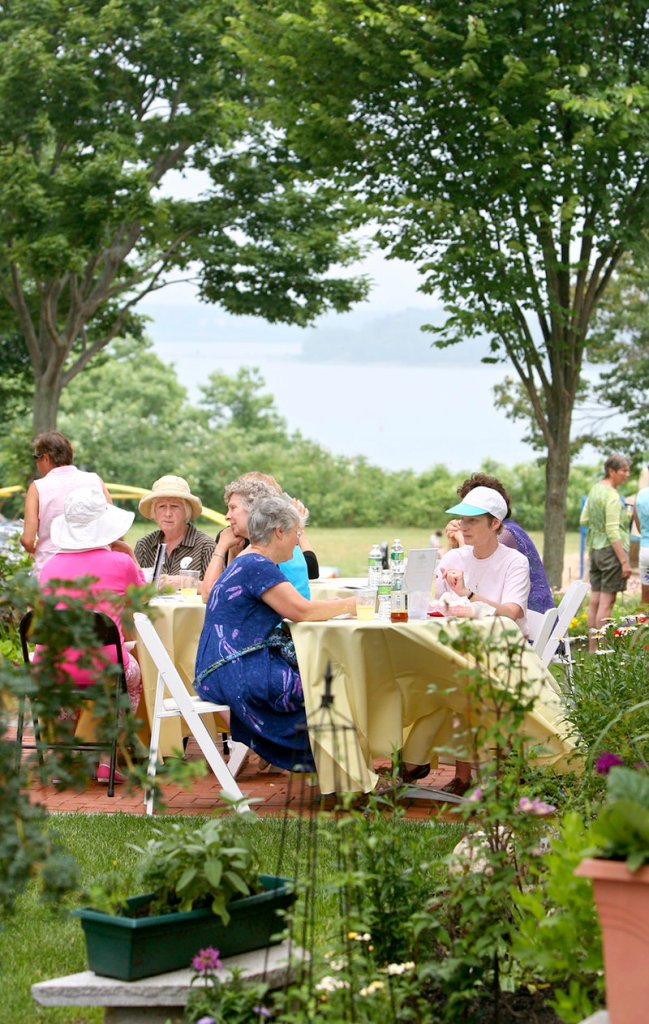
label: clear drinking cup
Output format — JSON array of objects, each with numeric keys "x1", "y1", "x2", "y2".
[
  {"x1": 179, "y1": 569, "x2": 200, "y2": 599},
  {"x1": 355, "y1": 587, "x2": 377, "y2": 620}
]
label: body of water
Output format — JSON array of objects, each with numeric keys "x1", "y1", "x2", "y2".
[{"x1": 152, "y1": 339, "x2": 539, "y2": 472}]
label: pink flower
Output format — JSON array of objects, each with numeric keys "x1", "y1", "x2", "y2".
[
  {"x1": 191, "y1": 947, "x2": 222, "y2": 974},
  {"x1": 518, "y1": 796, "x2": 556, "y2": 817},
  {"x1": 595, "y1": 752, "x2": 624, "y2": 775}
]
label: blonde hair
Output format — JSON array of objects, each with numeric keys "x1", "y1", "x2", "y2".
[{"x1": 241, "y1": 471, "x2": 282, "y2": 495}]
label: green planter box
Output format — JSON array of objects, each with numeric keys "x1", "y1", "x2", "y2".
[{"x1": 72, "y1": 874, "x2": 295, "y2": 981}]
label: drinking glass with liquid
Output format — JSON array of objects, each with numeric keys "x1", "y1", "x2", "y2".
[{"x1": 356, "y1": 587, "x2": 377, "y2": 620}]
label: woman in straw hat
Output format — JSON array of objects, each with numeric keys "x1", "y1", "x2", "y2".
[
  {"x1": 135, "y1": 475, "x2": 215, "y2": 580},
  {"x1": 39, "y1": 487, "x2": 146, "y2": 784}
]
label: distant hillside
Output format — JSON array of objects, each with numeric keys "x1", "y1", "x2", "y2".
[
  {"x1": 141, "y1": 302, "x2": 495, "y2": 366},
  {"x1": 300, "y1": 308, "x2": 494, "y2": 365}
]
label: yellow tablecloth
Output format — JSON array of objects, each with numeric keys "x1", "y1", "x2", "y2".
[
  {"x1": 309, "y1": 577, "x2": 368, "y2": 601},
  {"x1": 135, "y1": 598, "x2": 220, "y2": 758},
  {"x1": 289, "y1": 616, "x2": 575, "y2": 794}
]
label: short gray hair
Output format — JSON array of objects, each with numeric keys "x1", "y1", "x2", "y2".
[
  {"x1": 223, "y1": 478, "x2": 275, "y2": 509},
  {"x1": 247, "y1": 496, "x2": 303, "y2": 545},
  {"x1": 604, "y1": 452, "x2": 630, "y2": 476}
]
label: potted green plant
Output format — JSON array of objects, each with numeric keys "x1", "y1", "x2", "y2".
[
  {"x1": 576, "y1": 755, "x2": 649, "y2": 1024},
  {"x1": 72, "y1": 814, "x2": 295, "y2": 981}
]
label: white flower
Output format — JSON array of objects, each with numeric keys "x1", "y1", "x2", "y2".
[
  {"x1": 315, "y1": 976, "x2": 350, "y2": 993},
  {"x1": 359, "y1": 980, "x2": 385, "y2": 996},
  {"x1": 384, "y1": 961, "x2": 416, "y2": 975}
]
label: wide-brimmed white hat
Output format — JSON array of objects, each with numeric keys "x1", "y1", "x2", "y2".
[
  {"x1": 51, "y1": 488, "x2": 134, "y2": 551},
  {"x1": 138, "y1": 475, "x2": 202, "y2": 520},
  {"x1": 445, "y1": 486, "x2": 508, "y2": 521}
]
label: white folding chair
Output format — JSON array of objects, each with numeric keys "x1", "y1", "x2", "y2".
[
  {"x1": 133, "y1": 613, "x2": 251, "y2": 815},
  {"x1": 539, "y1": 580, "x2": 589, "y2": 680},
  {"x1": 527, "y1": 607, "x2": 559, "y2": 659}
]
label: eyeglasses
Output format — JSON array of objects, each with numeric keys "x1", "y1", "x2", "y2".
[{"x1": 33, "y1": 453, "x2": 45, "y2": 461}]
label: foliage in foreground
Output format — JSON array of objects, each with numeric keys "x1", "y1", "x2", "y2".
[
  {"x1": 564, "y1": 624, "x2": 649, "y2": 767},
  {"x1": 0, "y1": 565, "x2": 199, "y2": 915},
  {"x1": 181, "y1": 622, "x2": 607, "y2": 1024},
  {"x1": 6, "y1": 570, "x2": 649, "y2": 1020}
]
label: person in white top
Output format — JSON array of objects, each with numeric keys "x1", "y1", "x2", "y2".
[
  {"x1": 436, "y1": 488, "x2": 530, "y2": 637},
  {"x1": 20, "y1": 431, "x2": 111, "y2": 576},
  {"x1": 400, "y1": 484, "x2": 531, "y2": 797}
]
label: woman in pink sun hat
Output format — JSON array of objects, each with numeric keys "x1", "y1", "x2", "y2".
[{"x1": 38, "y1": 487, "x2": 146, "y2": 784}]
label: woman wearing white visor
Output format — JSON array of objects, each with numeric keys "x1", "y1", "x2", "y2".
[
  {"x1": 399, "y1": 484, "x2": 531, "y2": 796},
  {"x1": 437, "y1": 485, "x2": 530, "y2": 633}
]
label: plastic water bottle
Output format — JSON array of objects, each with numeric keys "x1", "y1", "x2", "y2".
[
  {"x1": 390, "y1": 569, "x2": 408, "y2": 622},
  {"x1": 377, "y1": 570, "x2": 392, "y2": 622},
  {"x1": 390, "y1": 538, "x2": 405, "y2": 575},
  {"x1": 367, "y1": 543, "x2": 383, "y2": 587}
]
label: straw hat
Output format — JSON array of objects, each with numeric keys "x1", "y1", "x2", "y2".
[
  {"x1": 51, "y1": 488, "x2": 134, "y2": 552},
  {"x1": 138, "y1": 475, "x2": 202, "y2": 521}
]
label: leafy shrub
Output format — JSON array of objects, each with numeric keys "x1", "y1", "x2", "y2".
[{"x1": 565, "y1": 625, "x2": 649, "y2": 766}]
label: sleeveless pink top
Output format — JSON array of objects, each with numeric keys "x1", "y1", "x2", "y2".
[{"x1": 34, "y1": 465, "x2": 103, "y2": 575}]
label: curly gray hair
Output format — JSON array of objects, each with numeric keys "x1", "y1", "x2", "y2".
[
  {"x1": 247, "y1": 496, "x2": 304, "y2": 546},
  {"x1": 223, "y1": 477, "x2": 275, "y2": 509}
]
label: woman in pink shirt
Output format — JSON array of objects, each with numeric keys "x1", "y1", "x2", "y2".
[
  {"x1": 20, "y1": 431, "x2": 112, "y2": 576},
  {"x1": 39, "y1": 487, "x2": 145, "y2": 783}
]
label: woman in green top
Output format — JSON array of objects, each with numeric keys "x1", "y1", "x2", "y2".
[{"x1": 580, "y1": 453, "x2": 631, "y2": 649}]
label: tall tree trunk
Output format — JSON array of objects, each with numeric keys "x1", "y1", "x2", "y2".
[
  {"x1": 32, "y1": 372, "x2": 63, "y2": 435},
  {"x1": 542, "y1": 417, "x2": 573, "y2": 590}
]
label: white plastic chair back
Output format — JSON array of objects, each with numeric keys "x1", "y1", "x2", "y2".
[
  {"x1": 540, "y1": 580, "x2": 589, "y2": 671},
  {"x1": 133, "y1": 612, "x2": 250, "y2": 815},
  {"x1": 527, "y1": 607, "x2": 559, "y2": 658}
]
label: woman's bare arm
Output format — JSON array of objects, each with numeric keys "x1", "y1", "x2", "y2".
[
  {"x1": 201, "y1": 527, "x2": 246, "y2": 600},
  {"x1": 262, "y1": 581, "x2": 355, "y2": 621},
  {"x1": 20, "y1": 483, "x2": 39, "y2": 553}
]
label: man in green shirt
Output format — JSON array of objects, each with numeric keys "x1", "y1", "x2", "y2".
[{"x1": 580, "y1": 453, "x2": 631, "y2": 649}]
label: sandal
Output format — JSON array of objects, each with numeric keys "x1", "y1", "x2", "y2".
[
  {"x1": 373, "y1": 776, "x2": 400, "y2": 797},
  {"x1": 440, "y1": 776, "x2": 472, "y2": 797}
]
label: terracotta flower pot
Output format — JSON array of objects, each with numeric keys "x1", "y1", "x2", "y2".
[{"x1": 575, "y1": 857, "x2": 649, "y2": 1024}]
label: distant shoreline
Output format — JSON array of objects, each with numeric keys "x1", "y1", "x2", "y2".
[{"x1": 141, "y1": 302, "x2": 495, "y2": 368}]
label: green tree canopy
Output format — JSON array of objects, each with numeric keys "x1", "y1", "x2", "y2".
[
  {"x1": 0, "y1": 0, "x2": 367, "y2": 440},
  {"x1": 199, "y1": 366, "x2": 286, "y2": 439},
  {"x1": 585, "y1": 259, "x2": 649, "y2": 462},
  {"x1": 58, "y1": 336, "x2": 208, "y2": 490},
  {"x1": 235, "y1": 0, "x2": 649, "y2": 584}
]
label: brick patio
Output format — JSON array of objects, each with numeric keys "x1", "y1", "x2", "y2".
[{"x1": 24, "y1": 737, "x2": 458, "y2": 820}]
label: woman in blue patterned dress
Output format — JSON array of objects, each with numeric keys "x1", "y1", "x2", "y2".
[{"x1": 194, "y1": 496, "x2": 356, "y2": 771}]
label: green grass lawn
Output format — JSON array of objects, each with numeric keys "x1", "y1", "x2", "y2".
[
  {"x1": 1, "y1": 812, "x2": 460, "y2": 1024},
  {"x1": 126, "y1": 522, "x2": 581, "y2": 579}
]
